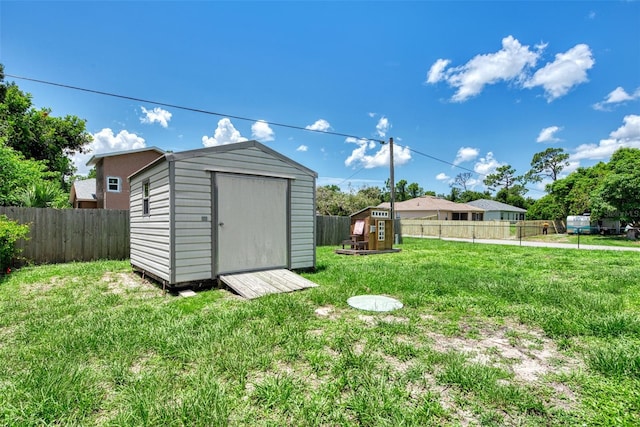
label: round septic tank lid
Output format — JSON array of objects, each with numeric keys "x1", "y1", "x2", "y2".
[{"x1": 347, "y1": 295, "x2": 403, "y2": 312}]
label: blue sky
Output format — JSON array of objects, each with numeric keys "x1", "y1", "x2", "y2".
[{"x1": 2, "y1": 1, "x2": 639, "y2": 198}]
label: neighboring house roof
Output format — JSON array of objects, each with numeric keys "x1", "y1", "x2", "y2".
[
  {"x1": 69, "y1": 178, "x2": 97, "y2": 203},
  {"x1": 378, "y1": 196, "x2": 483, "y2": 212},
  {"x1": 129, "y1": 140, "x2": 318, "y2": 180},
  {"x1": 466, "y1": 199, "x2": 527, "y2": 213},
  {"x1": 86, "y1": 146, "x2": 165, "y2": 166}
]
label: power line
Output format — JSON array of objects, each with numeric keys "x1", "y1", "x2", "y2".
[
  {"x1": 5, "y1": 73, "x2": 384, "y2": 144},
  {"x1": 5, "y1": 73, "x2": 546, "y2": 194},
  {"x1": 395, "y1": 142, "x2": 546, "y2": 195}
]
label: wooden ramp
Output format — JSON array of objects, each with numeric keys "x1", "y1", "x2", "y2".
[{"x1": 219, "y1": 269, "x2": 318, "y2": 299}]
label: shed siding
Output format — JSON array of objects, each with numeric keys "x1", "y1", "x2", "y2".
[
  {"x1": 129, "y1": 162, "x2": 172, "y2": 281},
  {"x1": 172, "y1": 160, "x2": 213, "y2": 283},
  {"x1": 171, "y1": 146, "x2": 315, "y2": 281}
]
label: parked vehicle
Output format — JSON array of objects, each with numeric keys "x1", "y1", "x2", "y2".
[
  {"x1": 566, "y1": 215, "x2": 596, "y2": 234},
  {"x1": 566, "y1": 215, "x2": 621, "y2": 235}
]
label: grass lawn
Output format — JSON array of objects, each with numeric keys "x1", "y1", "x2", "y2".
[
  {"x1": 523, "y1": 232, "x2": 640, "y2": 248},
  {"x1": 1, "y1": 238, "x2": 639, "y2": 426}
]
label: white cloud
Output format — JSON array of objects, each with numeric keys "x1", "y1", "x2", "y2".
[
  {"x1": 610, "y1": 114, "x2": 640, "y2": 140},
  {"x1": 453, "y1": 146, "x2": 480, "y2": 165},
  {"x1": 473, "y1": 151, "x2": 501, "y2": 176},
  {"x1": 305, "y1": 119, "x2": 331, "y2": 132},
  {"x1": 73, "y1": 128, "x2": 146, "y2": 175},
  {"x1": 296, "y1": 145, "x2": 308, "y2": 152},
  {"x1": 524, "y1": 44, "x2": 594, "y2": 102},
  {"x1": 376, "y1": 117, "x2": 391, "y2": 138},
  {"x1": 536, "y1": 126, "x2": 563, "y2": 143},
  {"x1": 426, "y1": 59, "x2": 451, "y2": 84},
  {"x1": 466, "y1": 178, "x2": 480, "y2": 189},
  {"x1": 344, "y1": 137, "x2": 411, "y2": 169},
  {"x1": 426, "y1": 36, "x2": 540, "y2": 102},
  {"x1": 251, "y1": 120, "x2": 275, "y2": 142},
  {"x1": 436, "y1": 172, "x2": 450, "y2": 181},
  {"x1": 368, "y1": 112, "x2": 376, "y2": 118},
  {"x1": 571, "y1": 115, "x2": 640, "y2": 161},
  {"x1": 202, "y1": 118, "x2": 248, "y2": 147},
  {"x1": 140, "y1": 106, "x2": 172, "y2": 128},
  {"x1": 593, "y1": 86, "x2": 640, "y2": 111}
]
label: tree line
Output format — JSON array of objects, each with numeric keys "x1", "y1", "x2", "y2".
[{"x1": 318, "y1": 146, "x2": 640, "y2": 226}]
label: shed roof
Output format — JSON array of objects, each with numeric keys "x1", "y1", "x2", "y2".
[
  {"x1": 69, "y1": 178, "x2": 97, "y2": 203},
  {"x1": 86, "y1": 146, "x2": 165, "y2": 166},
  {"x1": 129, "y1": 140, "x2": 318, "y2": 180},
  {"x1": 466, "y1": 199, "x2": 527, "y2": 213},
  {"x1": 378, "y1": 196, "x2": 483, "y2": 212}
]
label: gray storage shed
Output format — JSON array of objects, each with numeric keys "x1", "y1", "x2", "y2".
[{"x1": 128, "y1": 140, "x2": 317, "y2": 289}]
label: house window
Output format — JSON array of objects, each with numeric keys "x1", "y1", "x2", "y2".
[
  {"x1": 142, "y1": 181, "x2": 150, "y2": 215},
  {"x1": 107, "y1": 177, "x2": 121, "y2": 192}
]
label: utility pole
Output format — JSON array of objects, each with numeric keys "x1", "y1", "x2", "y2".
[{"x1": 389, "y1": 137, "x2": 395, "y2": 222}]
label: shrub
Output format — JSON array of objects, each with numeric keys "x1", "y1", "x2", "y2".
[{"x1": 0, "y1": 215, "x2": 29, "y2": 271}]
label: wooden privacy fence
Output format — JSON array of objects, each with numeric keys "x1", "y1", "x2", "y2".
[
  {"x1": 401, "y1": 219, "x2": 561, "y2": 240},
  {"x1": 2, "y1": 209, "x2": 400, "y2": 265},
  {"x1": 0, "y1": 207, "x2": 129, "y2": 264},
  {"x1": 316, "y1": 215, "x2": 351, "y2": 246},
  {"x1": 401, "y1": 219, "x2": 512, "y2": 240},
  {"x1": 315, "y1": 215, "x2": 403, "y2": 246}
]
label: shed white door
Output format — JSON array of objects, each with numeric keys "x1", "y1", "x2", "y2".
[{"x1": 216, "y1": 173, "x2": 288, "y2": 275}]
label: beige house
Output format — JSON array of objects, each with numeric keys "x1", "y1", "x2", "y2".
[
  {"x1": 70, "y1": 147, "x2": 165, "y2": 209},
  {"x1": 378, "y1": 196, "x2": 484, "y2": 220},
  {"x1": 68, "y1": 178, "x2": 97, "y2": 208}
]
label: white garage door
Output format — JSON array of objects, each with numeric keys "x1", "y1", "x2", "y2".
[{"x1": 215, "y1": 173, "x2": 288, "y2": 275}]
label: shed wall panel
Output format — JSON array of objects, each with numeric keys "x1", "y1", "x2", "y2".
[{"x1": 129, "y1": 162, "x2": 172, "y2": 281}]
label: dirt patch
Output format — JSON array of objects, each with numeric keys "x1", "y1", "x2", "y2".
[
  {"x1": 426, "y1": 321, "x2": 582, "y2": 383},
  {"x1": 19, "y1": 276, "x2": 63, "y2": 295},
  {"x1": 102, "y1": 272, "x2": 163, "y2": 298}
]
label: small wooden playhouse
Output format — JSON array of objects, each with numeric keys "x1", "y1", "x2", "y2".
[
  {"x1": 336, "y1": 206, "x2": 398, "y2": 254},
  {"x1": 128, "y1": 140, "x2": 318, "y2": 297}
]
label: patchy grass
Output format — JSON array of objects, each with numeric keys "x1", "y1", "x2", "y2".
[
  {"x1": 523, "y1": 232, "x2": 640, "y2": 248},
  {"x1": 0, "y1": 239, "x2": 639, "y2": 426}
]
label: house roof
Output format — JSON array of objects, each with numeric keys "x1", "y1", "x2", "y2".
[
  {"x1": 69, "y1": 178, "x2": 97, "y2": 203},
  {"x1": 378, "y1": 196, "x2": 483, "y2": 212},
  {"x1": 86, "y1": 146, "x2": 165, "y2": 166},
  {"x1": 466, "y1": 199, "x2": 527, "y2": 213},
  {"x1": 129, "y1": 140, "x2": 318, "y2": 180},
  {"x1": 350, "y1": 206, "x2": 390, "y2": 217}
]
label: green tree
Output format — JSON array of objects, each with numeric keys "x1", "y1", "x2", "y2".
[
  {"x1": 0, "y1": 138, "x2": 60, "y2": 206},
  {"x1": 395, "y1": 179, "x2": 408, "y2": 201},
  {"x1": 407, "y1": 182, "x2": 424, "y2": 199},
  {"x1": 458, "y1": 189, "x2": 491, "y2": 203},
  {"x1": 526, "y1": 148, "x2": 570, "y2": 184},
  {"x1": 591, "y1": 148, "x2": 640, "y2": 223},
  {"x1": 446, "y1": 187, "x2": 461, "y2": 202},
  {"x1": 356, "y1": 186, "x2": 384, "y2": 204},
  {"x1": 17, "y1": 181, "x2": 68, "y2": 208},
  {"x1": 315, "y1": 185, "x2": 383, "y2": 216},
  {"x1": 451, "y1": 172, "x2": 473, "y2": 191},
  {"x1": 527, "y1": 194, "x2": 564, "y2": 220},
  {"x1": 483, "y1": 164, "x2": 527, "y2": 204},
  {"x1": 548, "y1": 163, "x2": 608, "y2": 218},
  {"x1": 0, "y1": 65, "x2": 92, "y2": 188}
]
